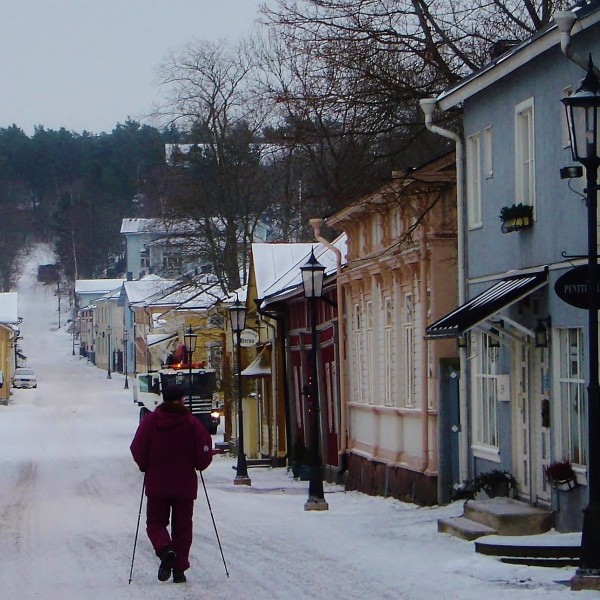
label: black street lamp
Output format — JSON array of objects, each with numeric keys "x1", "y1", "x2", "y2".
[
  {"x1": 562, "y1": 56, "x2": 600, "y2": 584},
  {"x1": 228, "y1": 298, "x2": 251, "y2": 486},
  {"x1": 300, "y1": 249, "x2": 329, "y2": 511},
  {"x1": 184, "y1": 326, "x2": 198, "y2": 413},
  {"x1": 123, "y1": 329, "x2": 129, "y2": 390}
]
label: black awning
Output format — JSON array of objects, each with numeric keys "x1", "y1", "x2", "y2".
[{"x1": 426, "y1": 269, "x2": 548, "y2": 339}]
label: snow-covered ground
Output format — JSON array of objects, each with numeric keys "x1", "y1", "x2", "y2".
[{"x1": 0, "y1": 245, "x2": 596, "y2": 599}]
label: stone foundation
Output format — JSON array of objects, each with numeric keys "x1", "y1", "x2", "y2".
[{"x1": 344, "y1": 452, "x2": 438, "y2": 506}]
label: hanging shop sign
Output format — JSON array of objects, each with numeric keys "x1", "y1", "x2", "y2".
[
  {"x1": 554, "y1": 265, "x2": 600, "y2": 310},
  {"x1": 240, "y1": 329, "x2": 259, "y2": 347}
]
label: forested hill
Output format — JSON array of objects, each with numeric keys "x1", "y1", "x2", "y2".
[{"x1": 0, "y1": 121, "x2": 176, "y2": 291}]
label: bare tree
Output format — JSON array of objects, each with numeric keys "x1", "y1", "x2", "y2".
[
  {"x1": 155, "y1": 40, "x2": 277, "y2": 292},
  {"x1": 254, "y1": 0, "x2": 571, "y2": 214}
]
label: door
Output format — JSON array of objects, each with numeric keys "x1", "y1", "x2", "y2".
[
  {"x1": 513, "y1": 337, "x2": 532, "y2": 499},
  {"x1": 439, "y1": 358, "x2": 461, "y2": 504},
  {"x1": 532, "y1": 345, "x2": 551, "y2": 503}
]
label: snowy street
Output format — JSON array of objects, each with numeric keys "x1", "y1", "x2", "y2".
[{"x1": 0, "y1": 248, "x2": 596, "y2": 600}]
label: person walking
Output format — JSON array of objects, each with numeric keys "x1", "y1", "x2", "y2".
[{"x1": 130, "y1": 383, "x2": 213, "y2": 583}]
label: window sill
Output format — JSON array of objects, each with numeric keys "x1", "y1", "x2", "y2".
[{"x1": 472, "y1": 444, "x2": 501, "y2": 463}]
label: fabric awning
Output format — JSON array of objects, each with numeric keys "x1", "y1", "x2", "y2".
[
  {"x1": 426, "y1": 269, "x2": 548, "y2": 339},
  {"x1": 241, "y1": 346, "x2": 272, "y2": 378},
  {"x1": 147, "y1": 333, "x2": 178, "y2": 347}
]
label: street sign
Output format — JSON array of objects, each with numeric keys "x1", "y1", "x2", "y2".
[
  {"x1": 554, "y1": 265, "x2": 599, "y2": 309},
  {"x1": 240, "y1": 329, "x2": 259, "y2": 347}
]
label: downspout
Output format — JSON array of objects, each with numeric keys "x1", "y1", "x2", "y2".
[
  {"x1": 255, "y1": 301, "x2": 293, "y2": 465},
  {"x1": 419, "y1": 229, "x2": 430, "y2": 473},
  {"x1": 258, "y1": 312, "x2": 277, "y2": 459},
  {"x1": 554, "y1": 11, "x2": 600, "y2": 77},
  {"x1": 309, "y1": 218, "x2": 347, "y2": 469},
  {"x1": 419, "y1": 98, "x2": 468, "y2": 483}
]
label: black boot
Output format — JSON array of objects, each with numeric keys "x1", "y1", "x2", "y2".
[
  {"x1": 157, "y1": 548, "x2": 176, "y2": 582},
  {"x1": 173, "y1": 569, "x2": 187, "y2": 583}
]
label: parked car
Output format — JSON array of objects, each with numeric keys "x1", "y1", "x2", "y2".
[{"x1": 12, "y1": 367, "x2": 37, "y2": 389}]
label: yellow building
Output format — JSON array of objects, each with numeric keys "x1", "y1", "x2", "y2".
[{"x1": 0, "y1": 293, "x2": 21, "y2": 404}]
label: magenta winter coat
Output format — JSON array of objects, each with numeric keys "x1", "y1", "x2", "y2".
[{"x1": 130, "y1": 402, "x2": 213, "y2": 499}]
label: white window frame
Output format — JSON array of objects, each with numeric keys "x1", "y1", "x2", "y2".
[
  {"x1": 384, "y1": 297, "x2": 394, "y2": 407},
  {"x1": 366, "y1": 300, "x2": 373, "y2": 404},
  {"x1": 403, "y1": 293, "x2": 414, "y2": 407},
  {"x1": 466, "y1": 132, "x2": 482, "y2": 228},
  {"x1": 483, "y1": 126, "x2": 493, "y2": 179},
  {"x1": 515, "y1": 98, "x2": 535, "y2": 209},
  {"x1": 554, "y1": 328, "x2": 586, "y2": 469},
  {"x1": 472, "y1": 333, "x2": 501, "y2": 454}
]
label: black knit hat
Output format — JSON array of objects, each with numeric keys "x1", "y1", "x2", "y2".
[{"x1": 163, "y1": 384, "x2": 186, "y2": 403}]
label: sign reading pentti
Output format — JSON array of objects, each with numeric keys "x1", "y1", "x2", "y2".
[{"x1": 554, "y1": 265, "x2": 600, "y2": 309}]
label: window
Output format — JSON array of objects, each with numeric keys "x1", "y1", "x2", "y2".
[
  {"x1": 515, "y1": 98, "x2": 535, "y2": 207},
  {"x1": 384, "y1": 297, "x2": 394, "y2": 406},
  {"x1": 353, "y1": 304, "x2": 367, "y2": 403},
  {"x1": 371, "y1": 214, "x2": 382, "y2": 248},
  {"x1": 483, "y1": 126, "x2": 493, "y2": 178},
  {"x1": 163, "y1": 253, "x2": 182, "y2": 269},
  {"x1": 140, "y1": 249, "x2": 150, "y2": 269},
  {"x1": 466, "y1": 133, "x2": 482, "y2": 228},
  {"x1": 558, "y1": 329, "x2": 586, "y2": 467},
  {"x1": 473, "y1": 333, "x2": 500, "y2": 448},
  {"x1": 403, "y1": 293, "x2": 414, "y2": 407},
  {"x1": 365, "y1": 300, "x2": 373, "y2": 404}
]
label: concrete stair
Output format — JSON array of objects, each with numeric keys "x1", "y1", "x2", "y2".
[
  {"x1": 475, "y1": 537, "x2": 580, "y2": 567},
  {"x1": 438, "y1": 497, "x2": 553, "y2": 541}
]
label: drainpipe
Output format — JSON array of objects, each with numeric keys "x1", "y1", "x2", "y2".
[
  {"x1": 419, "y1": 98, "x2": 468, "y2": 483},
  {"x1": 255, "y1": 301, "x2": 293, "y2": 465},
  {"x1": 258, "y1": 313, "x2": 277, "y2": 459},
  {"x1": 554, "y1": 11, "x2": 600, "y2": 77},
  {"x1": 309, "y1": 218, "x2": 348, "y2": 468},
  {"x1": 419, "y1": 230, "x2": 430, "y2": 473}
]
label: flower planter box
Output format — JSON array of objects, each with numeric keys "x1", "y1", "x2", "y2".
[
  {"x1": 499, "y1": 204, "x2": 534, "y2": 233},
  {"x1": 552, "y1": 476, "x2": 578, "y2": 493},
  {"x1": 501, "y1": 215, "x2": 533, "y2": 233}
]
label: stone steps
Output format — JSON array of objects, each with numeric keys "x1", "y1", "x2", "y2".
[
  {"x1": 475, "y1": 537, "x2": 580, "y2": 567},
  {"x1": 439, "y1": 497, "x2": 553, "y2": 541}
]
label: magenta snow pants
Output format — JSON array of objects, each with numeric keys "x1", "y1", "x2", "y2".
[{"x1": 146, "y1": 497, "x2": 195, "y2": 572}]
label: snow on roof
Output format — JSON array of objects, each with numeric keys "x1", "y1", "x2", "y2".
[
  {"x1": 0, "y1": 292, "x2": 18, "y2": 324},
  {"x1": 224, "y1": 284, "x2": 248, "y2": 305},
  {"x1": 120, "y1": 218, "x2": 195, "y2": 235},
  {"x1": 259, "y1": 235, "x2": 347, "y2": 305},
  {"x1": 96, "y1": 286, "x2": 124, "y2": 302},
  {"x1": 75, "y1": 279, "x2": 125, "y2": 295},
  {"x1": 436, "y1": 4, "x2": 600, "y2": 111},
  {"x1": 253, "y1": 243, "x2": 317, "y2": 299},
  {"x1": 123, "y1": 276, "x2": 176, "y2": 305},
  {"x1": 150, "y1": 282, "x2": 225, "y2": 310}
]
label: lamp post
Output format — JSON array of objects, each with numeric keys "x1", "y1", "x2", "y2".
[
  {"x1": 562, "y1": 56, "x2": 600, "y2": 583},
  {"x1": 184, "y1": 326, "x2": 198, "y2": 413},
  {"x1": 229, "y1": 298, "x2": 251, "y2": 486},
  {"x1": 94, "y1": 324, "x2": 98, "y2": 365},
  {"x1": 123, "y1": 329, "x2": 129, "y2": 390},
  {"x1": 106, "y1": 325, "x2": 112, "y2": 379},
  {"x1": 300, "y1": 249, "x2": 329, "y2": 511}
]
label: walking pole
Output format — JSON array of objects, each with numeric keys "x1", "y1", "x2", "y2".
[
  {"x1": 200, "y1": 471, "x2": 230, "y2": 578},
  {"x1": 128, "y1": 475, "x2": 146, "y2": 584}
]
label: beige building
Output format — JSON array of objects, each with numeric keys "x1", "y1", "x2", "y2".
[{"x1": 327, "y1": 153, "x2": 458, "y2": 504}]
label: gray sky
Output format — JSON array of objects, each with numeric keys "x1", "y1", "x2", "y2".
[{"x1": 0, "y1": 0, "x2": 267, "y2": 135}]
